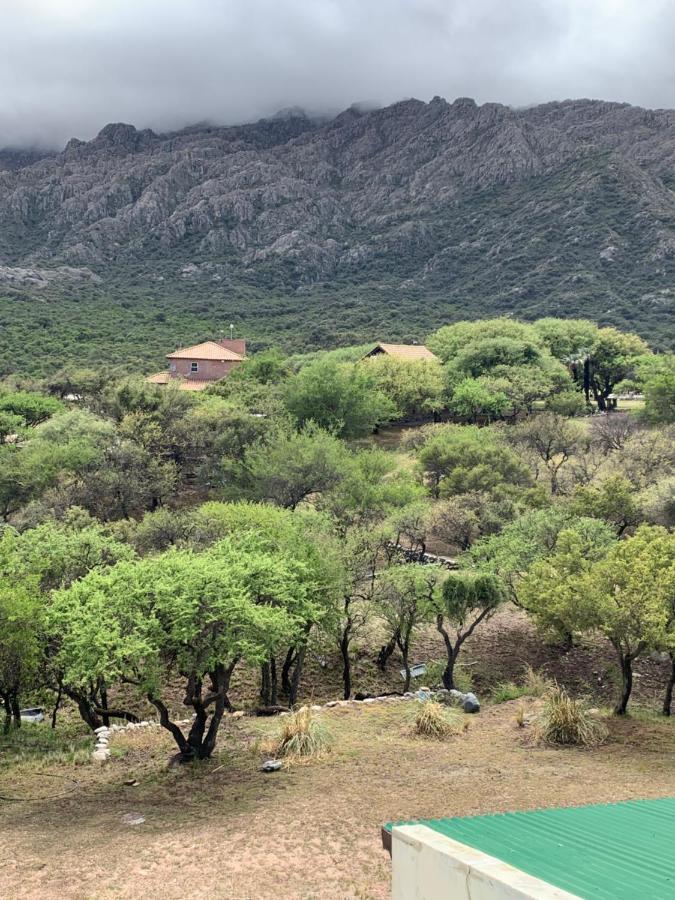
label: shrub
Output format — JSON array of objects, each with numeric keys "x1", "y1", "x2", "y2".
[
  {"x1": 269, "y1": 707, "x2": 332, "y2": 759},
  {"x1": 536, "y1": 687, "x2": 608, "y2": 747},
  {"x1": 413, "y1": 700, "x2": 464, "y2": 739}
]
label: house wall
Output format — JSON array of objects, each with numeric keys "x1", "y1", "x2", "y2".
[
  {"x1": 391, "y1": 825, "x2": 576, "y2": 900},
  {"x1": 170, "y1": 358, "x2": 241, "y2": 380}
]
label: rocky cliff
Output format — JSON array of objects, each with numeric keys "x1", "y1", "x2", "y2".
[{"x1": 1, "y1": 96, "x2": 674, "y2": 370}]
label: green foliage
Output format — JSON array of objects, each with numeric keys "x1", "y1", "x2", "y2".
[
  {"x1": 533, "y1": 318, "x2": 599, "y2": 361},
  {"x1": 468, "y1": 507, "x2": 616, "y2": 605},
  {"x1": 491, "y1": 682, "x2": 530, "y2": 704},
  {"x1": 569, "y1": 474, "x2": 642, "y2": 535},
  {"x1": 363, "y1": 355, "x2": 446, "y2": 419},
  {"x1": 237, "y1": 424, "x2": 350, "y2": 510},
  {"x1": 447, "y1": 378, "x2": 509, "y2": 423},
  {"x1": 417, "y1": 424, "x2": 531, "y2": 498},
  {"x1": 642, "y1": 357, "x2": 675, "y2": 424},
  {"x1": 427, "y1": 319, "x2": 545, "y2": 364},
  {"x1": 0, "y1": 391, "x2": 62, "y2": 426},
  {"x1": 283, "y1": 358, "x2": 396, "y2": 438}
]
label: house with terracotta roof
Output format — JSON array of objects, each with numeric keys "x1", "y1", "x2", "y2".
[
  {"x1": 147, "y1": 338, "x2": 246, "y2": 391},
  {"x1": 362, "y1": 342, "x2": 439, "y2": 362}
]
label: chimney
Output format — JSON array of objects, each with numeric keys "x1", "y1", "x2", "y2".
[{"x1": 217, "y1": 337, "x2": 246, "y2": 357}]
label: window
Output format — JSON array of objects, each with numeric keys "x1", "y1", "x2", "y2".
[{"x1": 190, "y1": 362, "x2": 199, "y2": 373}]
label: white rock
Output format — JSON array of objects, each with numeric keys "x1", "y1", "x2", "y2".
[
  {"x1": 94, "y1": 726, "x2": 110, "y2": 735},
  {"x1": 92, "y1": 749, "x2": 110, "y2": 763},
  {"x1": 310, "y1": 705, "x2": 322, "y2": 711}
]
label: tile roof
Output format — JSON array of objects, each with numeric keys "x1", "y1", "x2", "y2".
[
  {"x1": 146, "y1": 373, "x2": 213, "y2": 391},
  {"x1": 166, "y1": 341, "x2": 244, "y2": 361},
  {"x1": 364, "y1": 342, "x2": 439, "y2": 361}
]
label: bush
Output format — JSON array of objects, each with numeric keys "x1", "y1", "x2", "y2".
[
  {"x1": 536, "y1": 687, "x2": 608, "y2": 747},
  {"x1": 413, "y1": 700, "x2": 464, "y2": 739},
  {"x1": 269, "y1": 707, "x2": 332, "y2": 759}
]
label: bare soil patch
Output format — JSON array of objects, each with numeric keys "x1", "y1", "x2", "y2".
[{"x1": 1, "y1": 699, "x2": 673, "y2": 900}]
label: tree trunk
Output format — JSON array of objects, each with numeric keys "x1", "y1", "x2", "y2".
[
  {"x1": 436, "y1": 615, "x2": 458, "y2": 690},
  {"x1": 377, "y1": 629, "x2": 399, "y2": 672},
  {"x1": 1, "y1": 692, "x2": 11, "y2": 734},
  {"x1": 615, "y1": 652, "x2": 633, "y2": 715},
  {"x1": 663, "y1": 653, "x2": 675, "y2": 717},
  {"x1": 289, "y1": 644, "x2": 306, "y2": 706},
  {"x1": 340, "y1": 625, "x2": 352, "y2": 700},
  {"x1": 51, "y1": 682, "x2": 63, "y2": 729},
  {"x1": 397, "y1": 629, "x2": 412, "y2": 693},
  {"x1": 11, "y1": 694, "x2": 21, "y2": 729},
  {"x1": 583, "y1": 358, "x2": 591, "y2": 405}
]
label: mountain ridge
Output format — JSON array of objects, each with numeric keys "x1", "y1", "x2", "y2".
[{"x1": 0, "y1": 96, "x2": 674, "y2": 373}]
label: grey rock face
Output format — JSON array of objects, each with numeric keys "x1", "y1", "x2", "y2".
[{"x1": 0, "y1": 97, "x2": 674, "y2": 319}]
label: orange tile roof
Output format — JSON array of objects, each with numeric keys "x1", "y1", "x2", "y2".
[
  {"x1": 166, "y1": 341, "x2": 244, "y2": 361},
  {"x1": 364, "y1": 342, "x2": 439, "y2": 361},
  {"x1": 146, "y1": 372, "x2": 215, "y2": 392}
]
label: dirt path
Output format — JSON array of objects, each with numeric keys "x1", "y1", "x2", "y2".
[{"x1": 1, "y1": 701, "x2": 673, "y2": 899}]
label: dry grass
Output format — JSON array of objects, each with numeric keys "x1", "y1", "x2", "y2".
[
  {"x1": 523, "y1": 665, "x2": 553, "y2": 697},
  {"x1": 263, "y1": 706, "x2": 331, "y2": 760},
  {"x1": 536, "y1": 686, "x2": 608, "y2": 748},
  {"x1": 0, "y1": 701, "x2": 673, "y2": 899},
  {"x1": 514, "y1": 702, "x2": 527, "y2": 728},
  {"x1": 413, "y1": 700, "x2": 465, "y2": 739}
]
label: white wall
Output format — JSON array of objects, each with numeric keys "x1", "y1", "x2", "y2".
[{"x1": 391, "y1": 824, "x2": 579, "y2": 900}]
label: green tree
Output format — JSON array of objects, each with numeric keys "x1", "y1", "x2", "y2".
[
  {"x1": 643, "y1": 359, "x2": 675, "y2": 425},
  {"x1": 363, "y1": 355, "x2": 446, "y2": 420},
  {"x1": 238, "y1": 425, "x2": 350, "y2": 510},
  {"x1": 508, "y1": 412, "x2": 584, "y2": 495},
  {"x1": 283, "y1": 359, "x2": 396, "y2": 438},
  {"x1": 375, "y1": 564, "x2": 444, "y2": 691},
  {"x1": 587, "y1": 327, "x2": 649, "y2": 411},
  {"x1": 468, "y1": 507, "x2": 616, "y2": 608},
  {"x1": 448, "y1": 378, "x2": 509, "y2": 423},
  {"x1": 417, "y1": 425, "x2": 531, "y2": 499},
  {"x1": 522, "y1": 526, "x2": 674, "y2": 714},
  {"x1": 0, "y1": 577, "x2": 41, "y2": 731},
  {"x1": 569, "y1": 474, "x2": 642, "y2": 536},
  {"x1": 49, "y1": 536, "x2": 327, "y2": 758},
  {"x1": 433, "y1": 573, "x2": 504, "y2": 690},
  {"x1": 0, "y1": 391, "x2": 62, "y2": 426}
]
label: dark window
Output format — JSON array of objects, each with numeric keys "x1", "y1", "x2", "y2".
[{"x1": 190, "y1": 362, "x2": 199, "y2": 373}]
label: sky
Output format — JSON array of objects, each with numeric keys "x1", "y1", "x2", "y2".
[{"x1": 2, "y1": 0, "x2": 675, "y2": 148}]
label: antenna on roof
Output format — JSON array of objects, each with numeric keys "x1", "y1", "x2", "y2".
[{"x1": 230, "y1": 323, "x2": 234, "y2": 340}]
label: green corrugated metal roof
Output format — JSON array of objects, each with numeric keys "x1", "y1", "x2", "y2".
[{"x1": 385, "y1": 797, "x2": 675, "y2": 899}]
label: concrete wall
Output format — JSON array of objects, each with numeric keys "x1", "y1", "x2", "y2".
[{"x1": 391, "y1": 825, "x2": 578, "y2": 900}]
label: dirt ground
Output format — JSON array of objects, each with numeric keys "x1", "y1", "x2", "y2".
[{"x1": 1, "y1": 697, "x2": 674, "y2": 900}]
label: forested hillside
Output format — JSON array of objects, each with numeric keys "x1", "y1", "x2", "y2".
[{"x1": 2, "y1": 97, "x2": 675, "y2": 375}]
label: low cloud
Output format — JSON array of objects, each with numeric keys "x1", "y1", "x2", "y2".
[{"x1": 1, "y1": 0, "x2": 674, "y2": 148}]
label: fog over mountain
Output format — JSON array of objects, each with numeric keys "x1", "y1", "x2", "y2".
[{"x1": 2, "y1": 0, "x2": 675, "y2": 149}]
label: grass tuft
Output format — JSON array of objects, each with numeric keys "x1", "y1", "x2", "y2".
[
  {"x1": 413, "y1": 700, "x2": 465, "y2": 739},
  {"x1": 536, "y1": 686, "x2": 608, "y2": 748},
  {"x1": 266, "y1": 707, "x2": 331, "y2": 760}
]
